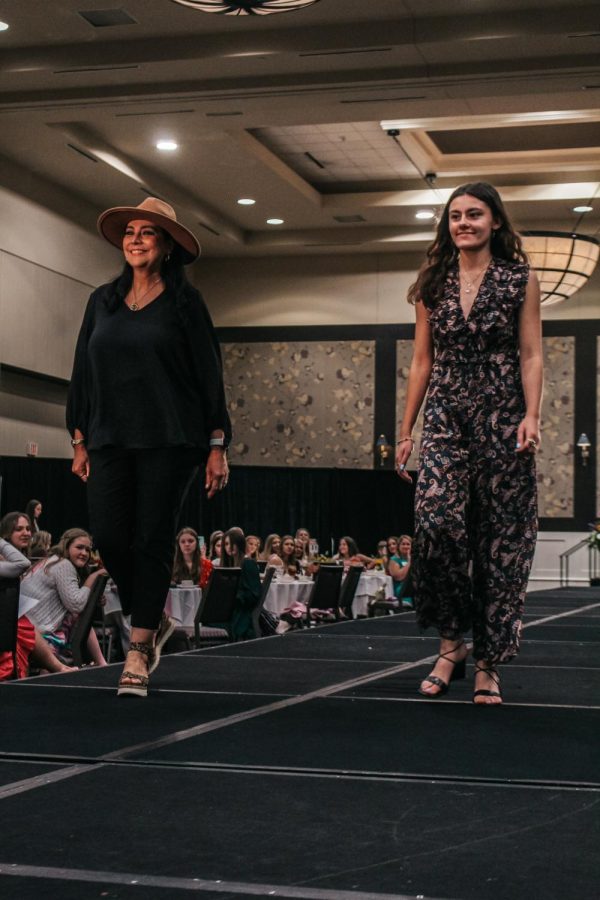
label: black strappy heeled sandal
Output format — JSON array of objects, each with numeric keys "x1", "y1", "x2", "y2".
[
  {"x1": 117, "y1": 640, "x2": 154, "y2": 698},
  {"x1": 419, "y1": 642, "x2": 467, "y2": 698},
  {"x1": 473, "y1": 663, "x2": 502, "y2": 705}
]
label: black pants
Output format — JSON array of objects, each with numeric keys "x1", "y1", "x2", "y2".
[{"x1": 87, "y1": 447, "x2": 200, "y2": 629}]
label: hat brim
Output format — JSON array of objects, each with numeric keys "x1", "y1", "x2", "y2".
[{"x1": 97, "y1": 206, "x2": 200, "y2": 264}]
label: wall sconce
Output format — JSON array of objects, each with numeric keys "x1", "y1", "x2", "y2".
[
  {"x1": 376, "y1": 434, "x2": 392, "y2": 467},
  {"x1": 577, "y1": 433, "x2": 591, "y2": 466}
]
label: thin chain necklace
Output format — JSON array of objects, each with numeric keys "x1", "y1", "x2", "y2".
[
  {"x1": 127, "y1": 276, "x2": 162, "y2": 311},
  {"x1": 459, "y1": 257, "x2": 491, "y2": 294}
]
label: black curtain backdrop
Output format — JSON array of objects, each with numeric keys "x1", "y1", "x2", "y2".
[{"x1": 0, "y1": 457, "x2": 415, "y2": 556}]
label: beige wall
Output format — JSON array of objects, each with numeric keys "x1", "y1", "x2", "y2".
[
  {"x1": 0, "y1": 183, "x2": 118, "y2": 457},
  {"x1": 195, "y1": 253, "x2": 600, "y2": 327}
]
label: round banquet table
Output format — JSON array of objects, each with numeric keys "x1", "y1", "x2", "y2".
[
  {"x1": 262, "y1": 572, "x2": 394, "y2": 618},
  {"x1": 103, "y1": 585, "x2": 202, "y2": 629}
]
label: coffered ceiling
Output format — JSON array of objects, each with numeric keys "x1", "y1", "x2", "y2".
[{"x1": 0, "y1": 0, "x2": 599, "y2": 256}]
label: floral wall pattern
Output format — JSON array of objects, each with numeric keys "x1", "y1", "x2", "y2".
[
  {"x1": 395, "y1": 336, "x2": 574, "y2": 517},
  {"x1": 222, "y1": 340, "x2": 375, "y2": 468}
]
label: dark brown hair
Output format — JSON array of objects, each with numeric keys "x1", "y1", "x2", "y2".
[{"x1": 407, "y1": 182, "x2": 527, "y2": 310}]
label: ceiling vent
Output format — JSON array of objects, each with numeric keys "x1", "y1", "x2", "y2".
[
  {"x1": 66, "y1": 143, "x2": 98, "y2": 163},
  {"x1": 78, "y1": 9, "x2": 138, "y2": 27},
  {"x1": 333, "y1": 215, "x2": 366, "y2": 223},
  {"x1": 198, "y1": 222, "x2": 221, "y2": 236},
  {"x1": 305, "y1": 152, "x2": 325, "y2": 169}
]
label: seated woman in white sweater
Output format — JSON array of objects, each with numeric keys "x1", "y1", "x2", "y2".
[{"x1": 22, "y1": 528, "x2": 108, "y2": 666}]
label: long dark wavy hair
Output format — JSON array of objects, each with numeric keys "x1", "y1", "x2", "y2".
[{"x1": 408, "y1": 182, "x2": 528, "y2": 310}]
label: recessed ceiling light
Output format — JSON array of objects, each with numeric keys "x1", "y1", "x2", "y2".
[
  {"x1": 156, "y1": 140, "x2": 178, "y2": 151},
  {"x1": 0, "y1": 20, "x2": 9, "y2": 31},
  {"x1": 573, "y1": 205, "x2": 593, "y2": 213},
  {"x1": 237, "y1": 198, "x2": 256, "y2": 206},
  {"x1": 267, "y1": 218, "x2": 284, "y2": 225},
  {"x1": 415, "y1": 209, "x2": 435, "y2": 220}
]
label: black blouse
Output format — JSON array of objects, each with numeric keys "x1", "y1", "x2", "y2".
[{"x1": 66, "y1": 283, "x2": 232, "y2": 454}]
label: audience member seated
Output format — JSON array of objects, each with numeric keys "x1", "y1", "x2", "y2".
[
  {"x1": 0, "y1": 512, "x2": 75, "y2": 679},
  {"x1": 274, "y1": 534, "x2": 302, "y2": 576},
  {"x1": 172, "y1": 526, "x2": 212, "y2": 589},
  {"x1": 333, "y1": 536, "x2": 375, "y2": 569},
  {"x1": 209, "y1": 530, "x2": 223, "y2": 566},
  {"x1": 25, "y1": 499, "x2": 43, "y2": 533},
  {"x1": 22, "y1": 528, "x2": 108, "y2": 667},
  {"x1": 388, "y1": 535, "x2": 413, "y2": 607},
  {"x1": 221, "y1": 527, "x2": 261, "y2": 640},
  {"x1": 261, "y1": 534, "x2": 281, "y2": 561},
  {"x1": 29, "y1": 530, "x2": 52, "y2": 572},
  {"x1": 294, "y1": 527, "x2": 313, "y2": 566},
  {"x1": 245, "y1": 534, "x2": 261, "y2": 560}
]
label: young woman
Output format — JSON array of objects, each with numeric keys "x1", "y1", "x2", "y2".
[
  {"x1": 261, "y1": 534, "x2": 281, "y2": 561},
  {"x1": 22, "y1": 528, "x2": 109, "y2": 667},
  {"x1": 0, "y1": 513, "x2": 77, "y2": 679},
  {"x1": 172, "y1": 527, "x2": 212, "y2": 590},
  {"x1": 25, "y1": 499, "x2": 43, "y2": 533},
  {"x1": 276, "y1": 534, "x2": 300, "y2": 576},
  {"x1": 67, "y1": 197, "x2": 231, "y2": 697},
  {"x1": 334, "y1": 536, "x2": 374, "y2": 569},
  {"x1": 221, "y1": 527, "x2": 261, "y2": 640},
  {"x1": 396, "y1": 182, "x2": 542, "y2": 705},
  {"x1": 209, "y1": 530, "x2": 224, "y2": 566},
  {"x1": 245, "y1": 535, "x2": 261, "y2": 560},
  {"x1": 388, "y1": 535, "x2": 413, "y2": 608}
]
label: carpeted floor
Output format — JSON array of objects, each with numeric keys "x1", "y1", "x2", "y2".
[{"x1": 1, "y1": 587, "x2": 599, "y2": 900}]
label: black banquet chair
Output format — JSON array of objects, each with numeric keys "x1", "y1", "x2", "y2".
[
  {"x1": 338, "y1": 564, "x2": 364, "y2": 619},
  {"x1": 70, "y1": 574, "x2": 110, "y2": 666},
  {"x1": 194, "y1": 566, "x2": 242, "y2": 646},
  {"x1": 0, "y1": 578, "x2": 21, "y2": 679},
  {"x1": 251, "y1": 564, "x2": 276, "y2": 638},
  {"x1": 305, "y1": 564, "x2": 344, "y2": 625}
]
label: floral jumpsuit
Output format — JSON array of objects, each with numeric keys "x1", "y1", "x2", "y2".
[{"x1": 413, "y1": 258, "x2": 537, "y2": 663}]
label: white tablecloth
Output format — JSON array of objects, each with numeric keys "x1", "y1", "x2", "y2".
[
  {"x1": 103, "y1": 586, "x2": 202, "y2": 629},
  {"x1": 263, "y1": 579, "x2": 313, "y2": 616},
  {"x1": 263, "y1": 572, "x2": 394, "y2": 618},
  {"x1": 353, "y1": 572, "x2": 394, "y2": 617}
]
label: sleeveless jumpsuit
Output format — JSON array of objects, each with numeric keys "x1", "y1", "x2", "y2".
[{"x1": 413, "y1": 258, "x2": 537, "y2": 663}]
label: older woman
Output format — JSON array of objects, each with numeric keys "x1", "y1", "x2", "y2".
[
  {"x1": 67, "y1": 197, "x2": 232, "y2": 698},
  {"x1": 22, "y1": 528, "x2": 108, "y2": 666}
]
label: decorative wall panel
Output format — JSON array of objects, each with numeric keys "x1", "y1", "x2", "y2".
[
  {"x1": 538, "y1": 336, "x2": 575, "y2": 517},
  {"x1": 222, "y1": 340, "x2": 375, "y2": 468},
  {"x1": 395, "y1": 336, "x2": 574, "y2": 517}
]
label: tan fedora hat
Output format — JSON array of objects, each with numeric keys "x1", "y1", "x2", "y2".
[{"x1": 97, "y1": 197, "x2": 200, "y2": 263}]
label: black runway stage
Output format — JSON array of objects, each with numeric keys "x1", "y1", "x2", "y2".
[{"x1": 1, "y1": 587, "x2": 599, "y2": 900}]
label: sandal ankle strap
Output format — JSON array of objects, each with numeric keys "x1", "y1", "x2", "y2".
[{"x1": 128, "y1": 641, "x2": 153, "y2": 658}]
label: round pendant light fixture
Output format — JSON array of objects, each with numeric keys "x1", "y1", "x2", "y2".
[
  {"x1": 520, "y1": 231, "x2": 599, "y2": 306},
  {"x1": 170, "y1": 0, "x2": 320, "y2": 15}
]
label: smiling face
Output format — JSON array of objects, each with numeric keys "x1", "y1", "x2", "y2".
[
  {"x1": 122, "y1": 219, "x2": 172, "y2": 273},
  {"x1": 296, "y1": 528, "x2": 310, "y2": 544},
  {"x1": 398, "y1": 537, "x2": 412, "y2": 557},
  {"x1": 179, "y1": 532, "x2": 197, "y2": 559},
  {"x1": 10, "y1": 516, "x2": 32, "y2": 551},
  {"x1": 68, "y1": 536, "x2": 92, "y2": 569},
  {"x1": 448, "y1": 194, "x2": 498, "y2": 254}
]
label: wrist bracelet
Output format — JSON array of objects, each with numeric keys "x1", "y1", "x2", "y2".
[
  {"x1": 396, "y1": 437, "x2": 414, "y2": 446},
  {"x1": 209, "y1": 437, "x2": 225, "y2": 447}
]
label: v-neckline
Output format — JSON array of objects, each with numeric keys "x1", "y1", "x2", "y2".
[{"x1": 457, "y1": 259, "x2": 492, "y2": 323}]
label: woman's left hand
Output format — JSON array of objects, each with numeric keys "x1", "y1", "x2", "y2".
[
  {"x1": 205, "y1": 448, "x2": 229, "y2": 499},
  {"x1": 516, "y1": 416, "x2": 541, "y2": 455}
]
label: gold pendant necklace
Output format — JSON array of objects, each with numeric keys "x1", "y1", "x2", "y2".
[
  {"x1": 460, "y1": 259, "x2": 491, "y2": 294},
  {"x1": 128, "y1": 276, "x2": 162, "y2": 311}
]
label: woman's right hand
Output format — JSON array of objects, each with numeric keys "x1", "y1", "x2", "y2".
[
  {"x1": 395, "y1": 438, "x2": 414, "y2": 483},
  {"x1": 72, "y1": 445, "x2": 90, "y2": 482}
]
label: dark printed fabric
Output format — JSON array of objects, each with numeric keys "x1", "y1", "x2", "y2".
[{"x1": 413, "y1": 257, "x2": 537, "y2": 663}]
